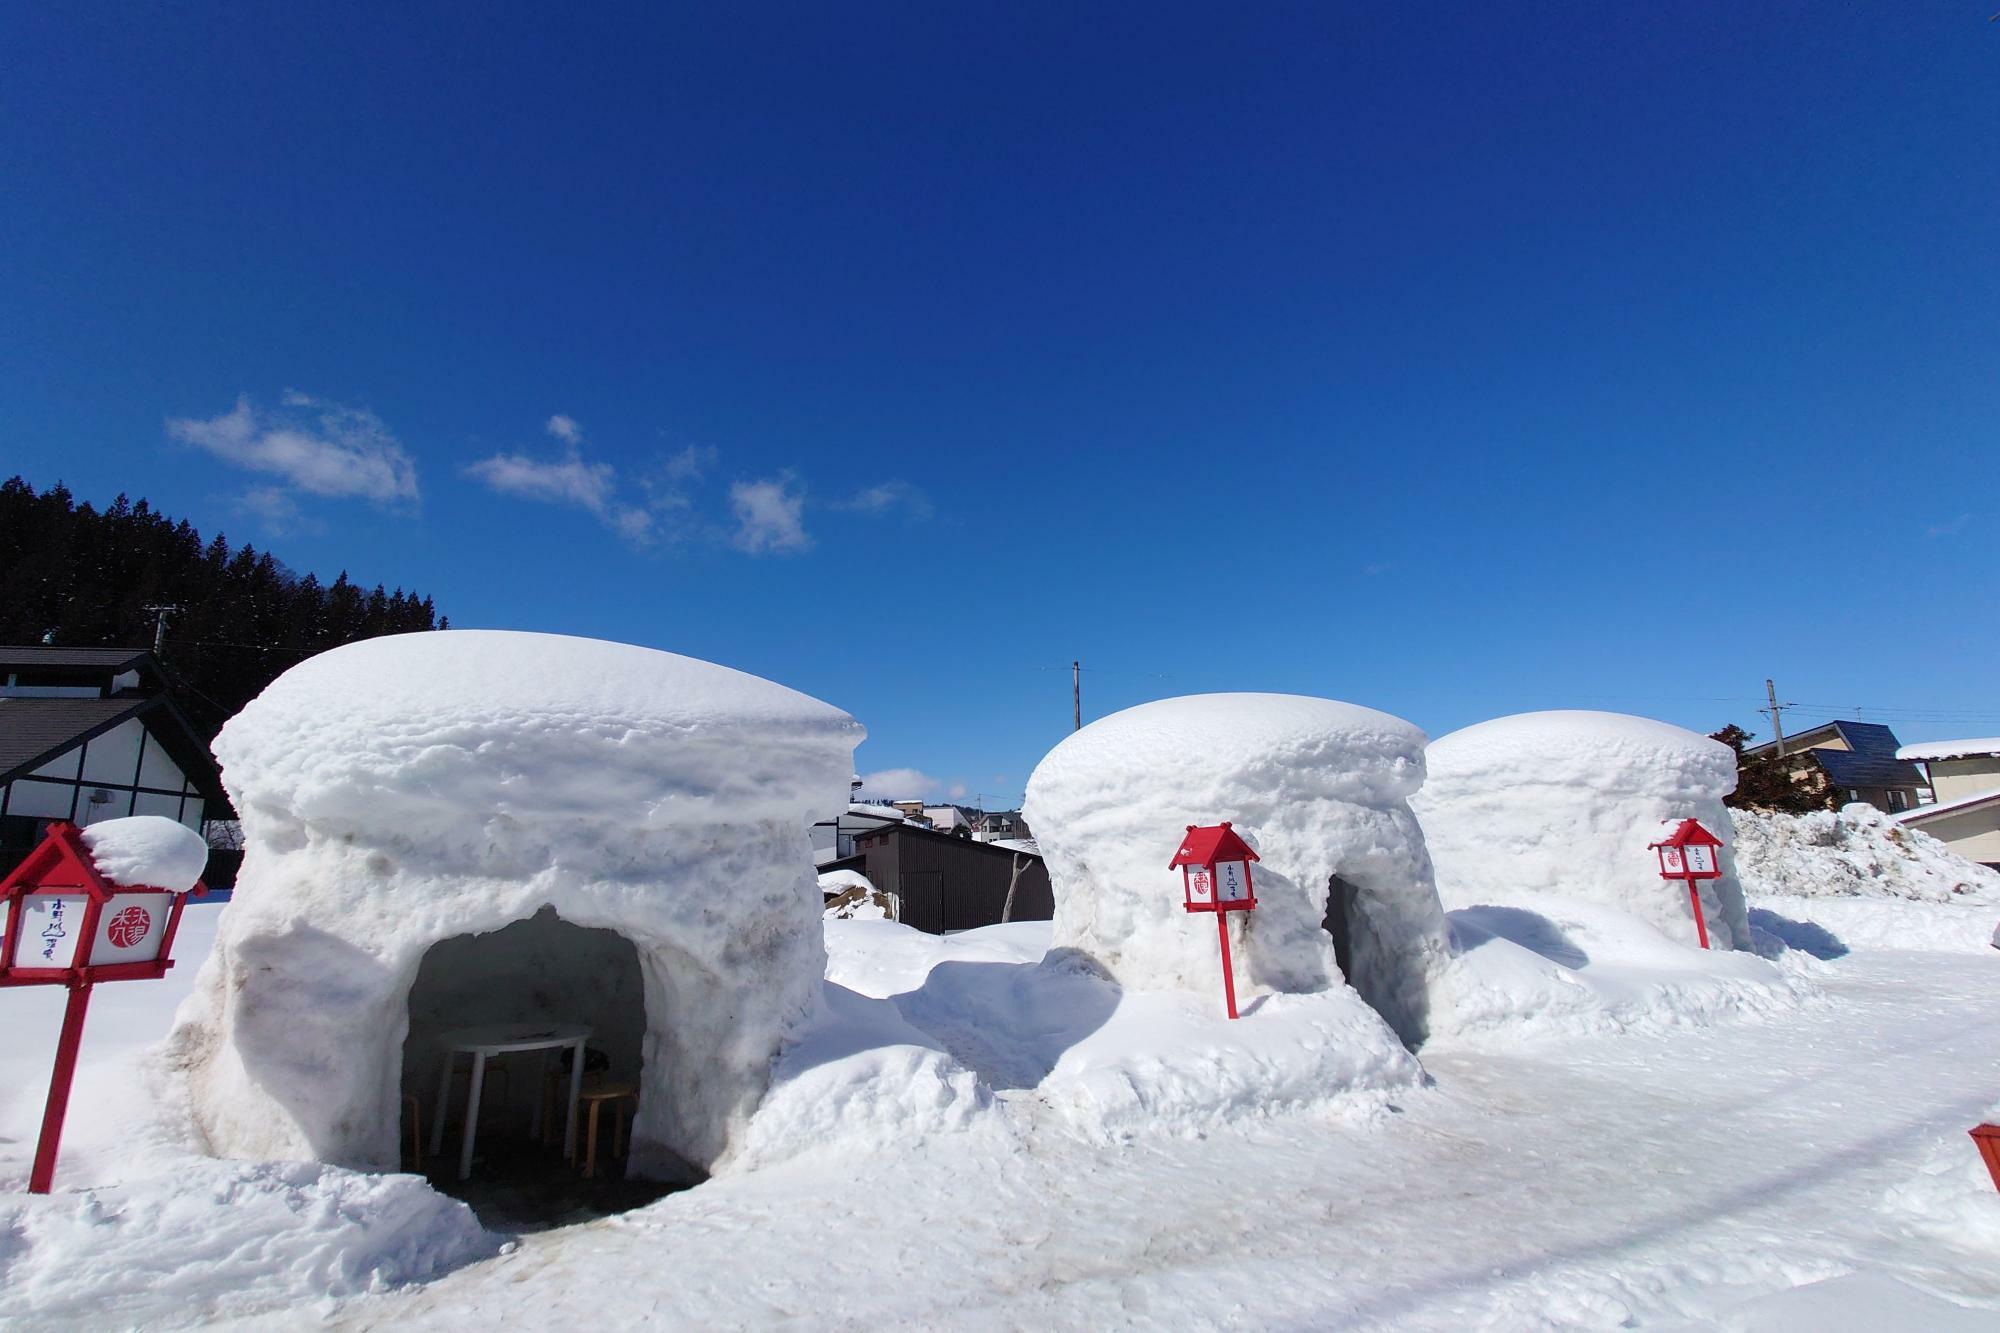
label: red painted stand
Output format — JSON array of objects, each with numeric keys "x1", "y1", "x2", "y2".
[
  {"x1": 29, "y1": 982, "x2": 94, "y2": 1194},
  {"x1": 1650, "y1": 818, "x2": 1725, "y2": 952},
  {"x1": 1170, "y1": 823, "x2": 1261, "y2": 1021},
  {"x1": 1684, "y1": 882, "x2": 1711, "y2": 950},
  {"x1": 1970, "y1": 1124, "x2": 2000, "y2": 1193},
  {"x1": 1214, "y1": 908, "x2": 1239, "y2": 1020}
]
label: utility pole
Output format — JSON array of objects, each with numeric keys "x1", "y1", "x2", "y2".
[
  {"x1": 143, "y1": 604, "x2": 180, "y2": 655},
  {"x1": 1761, "y1": 678, "x2": 1793, "y2": 757},
  {"x1": 1073, "y1": 660, "x2": 1081, "y2": 732}
]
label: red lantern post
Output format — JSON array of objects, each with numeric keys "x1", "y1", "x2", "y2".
[
  {"x1": 1647, "y1": 817, "x2": 1726, "y2": 950},
  {"x1": 1169, "y1": 822, "x2": 1260, "y2": 1019},
  {"x1": 1, "y1": 822, "x2": 203, "y2": 1193}
]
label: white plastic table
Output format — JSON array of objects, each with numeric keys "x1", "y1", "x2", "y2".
[{"x1": 430, "y1": 1022, "x2": 591, "y2": 1181}]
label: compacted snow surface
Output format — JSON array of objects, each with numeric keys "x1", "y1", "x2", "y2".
[{"x1": 7, "y1": 888, "x2": 2000, "y2": 1329}]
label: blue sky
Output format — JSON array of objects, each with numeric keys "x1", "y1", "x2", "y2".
[{"x1": 5, "y1": 4, "x2": 1997, "y2": 805}]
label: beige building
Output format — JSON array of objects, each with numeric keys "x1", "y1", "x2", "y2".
[
  {"x1": 1894, "y1": 738, "x2": 2000, "y2": 870},
  {"x1": 1743, "y1": 720, "x2": 1928, "y2": 814}
]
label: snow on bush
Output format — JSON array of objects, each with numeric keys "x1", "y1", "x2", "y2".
[
  {"x1": 1414, "y1": 711, "x2": 1753, "y2": 952},
  {"x1": 1731, "y1": 803, "x2": 2000, "y2": 903},
  {"x1": 1025, "y1": 693, "x2": 1450, "y2": 1048},
  {"x1": 170, "y1": 630, "x2": 873, "y2": 1179},
  {"x1": 78, "y1": 816, "x2": 210, "y2": 891},
  {"x1": 820, "y1": 868, "x2": 895, "y2": 920}
]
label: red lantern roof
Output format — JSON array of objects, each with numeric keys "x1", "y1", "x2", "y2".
[
  {"x1": 1168, "y1": 822, "x2": 1260, "y2": 870},
  {"x1": 0, "y1": 823, "x2": 121, "y2": 902},
  {"x1": 1648, "y1": 817, "x2": 1724, "y2": 851}
]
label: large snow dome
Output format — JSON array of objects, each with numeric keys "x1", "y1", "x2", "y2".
[
  {"x1": 1411, "y1": 710, "x2": 1751, "y2": 950},
  {"x1": 167, "y1": 630, "x2": 864, "y2": 1179},
  {"x1": 1024, "y1": 694, "x2": 1451, "y2": 1044}
]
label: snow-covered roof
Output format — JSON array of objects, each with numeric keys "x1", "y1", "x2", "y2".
[
  {"x1": 1893, "y1": 785, "x2": 2000, "y2": 824},
  {"x1": 1896, "y1": 737, "x2": 2000, "y2": 762},
  {"x1": 78, "y1": 815, "x2": 209, "y2": 892},
  {"x1": 214, "y1": 630, "x2": 865, "y2": 831},
  {"x1": 1425, "y1": 710, "x2": 1735, "y2": 797}
]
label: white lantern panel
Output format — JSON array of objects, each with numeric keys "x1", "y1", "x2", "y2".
[
  {"x1": 14, "y1": 894, "x2": 89, "y2": 968},
  {"x1": 1659, "y1": 847, "x2": 1685, "y2": 875},
  {"x1": 1186, "y1": 866, "x2": 1214, "y2": 904},
  {"x1": 93, "y1": 893, "x2": 171, "y2": 965},
  {"x1": 1685, "y1": 845, "x2": 1716, "y2": 874},
  {"x1": 1216, "y1": 860, "x2": 1252, "y2": 903}
]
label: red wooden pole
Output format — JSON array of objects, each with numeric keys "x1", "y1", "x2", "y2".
[
  {"x1": 1215, "y1": 908, "x2": 1240, "y2": 1020},
  {"x1": 29, "y1": 980, "x2": 94, "y2": 1194},
  {"x1": 1685, "y1": 880, "x2": 1711, "y2": 950}
]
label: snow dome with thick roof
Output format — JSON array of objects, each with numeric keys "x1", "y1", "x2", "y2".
[
  {"x1": 1024, "y1": 693, "x2": 1451, "y2": 1045},
  {"x1": 1411, "y1": 710, "x2": 1751, "y2": 950},
  {"x1": 169, "y1": 630, "x2": 867, "y2": 1180}
]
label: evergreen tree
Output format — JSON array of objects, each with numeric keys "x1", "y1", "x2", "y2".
[{"x1": 0, "y1": 476, "x2": 445, "y2": 737}]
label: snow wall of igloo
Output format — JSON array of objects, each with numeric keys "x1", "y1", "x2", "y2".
[
  {"x1": 1023, "y1": 693, "x2": 1452, "y2": 1045},
  {"x1": 165, "y1": 630, "x2": 864, "y2": 1179},
  {"x1": 1410, "y1": 710, "x2": 1752, "y2": 951}
]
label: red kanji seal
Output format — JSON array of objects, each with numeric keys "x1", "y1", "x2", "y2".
[{"x1": 106, "y1": 905, "x2": 152, "y2": 949}]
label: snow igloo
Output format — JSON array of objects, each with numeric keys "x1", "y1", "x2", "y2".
[
  {"x1": 167, "y1": 630, "x2": 863, "y2": 1180},
  {"x1": 1411, "y1": 710, "x2": 1752, "y2": 951},
  {"x1": 1023, "y1": 694, "x2": 1452, "y2": 1045}
]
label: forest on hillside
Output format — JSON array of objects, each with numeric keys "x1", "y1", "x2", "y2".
[{"x1": 0, "y1": 476, "x2": 445, "y2": 736}]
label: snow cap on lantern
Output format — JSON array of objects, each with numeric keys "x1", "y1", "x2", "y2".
[
  {"x1": 169, "y1": 630, "x2": 864, "y2": 1178},
  {"x1": 1411, "y1": 710, "x2": 1751, "y2": 950},
  {"x1": 1023, "y1": 693, "x2": 1451, "y2": 1044}
]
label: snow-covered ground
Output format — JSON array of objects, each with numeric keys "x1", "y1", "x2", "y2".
[{"x1": 6, "y1": 880, "x2": 2000, "y2": 1328}]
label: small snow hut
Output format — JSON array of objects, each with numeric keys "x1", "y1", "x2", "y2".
[
  {"x1": 168, "y1": 630, "x2": 863, "y2": 1180},
  {"x1": 1023, "y1": 693, "x2": 1451, "y2": 1045},
  {"x1": 1411, "y1": 710, "x2": 1752, "y2": 950}
]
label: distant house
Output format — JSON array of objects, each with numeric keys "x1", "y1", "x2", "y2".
[
  {"x1": 0, "y1": 646, "x2": 230, "y2": 877},
  {"x1": 922, "y1": 804, "x2": 976, "y2": 837},
  {"x1": 972, "y1": 809, "x2": 1032, "y2": 843},
  {"x1": 1893, "y1": 738, "x2": 2000, "y2": 870},
  {"x1": 809, "y1": 803, "x2": 912, "y2": 866},
  {"x1": 1742, "y1": 721, "x2": 1927, "y2": 814},
  {"x1": 827, "y1": 823, "x2": 1052, "y2": 934}
]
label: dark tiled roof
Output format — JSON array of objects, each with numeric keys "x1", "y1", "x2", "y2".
[
  {"x1": 0, "y1": 645, "x2": 152, "y2": 671},
  {"x1": 1814, "y1": 721, "x2": 1926, "y2": 790},
  {"x1": 0, "y1": 696, "x2": 151, "y2": 778}
]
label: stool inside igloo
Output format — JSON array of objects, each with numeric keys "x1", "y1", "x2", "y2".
[{"x1": 400, "y1": 906, "x2": 678, "y2": 1229}]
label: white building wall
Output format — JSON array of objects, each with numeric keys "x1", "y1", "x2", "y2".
[{"x1": 1929, "y1": 757, "x2": 2000, "y2": 803}]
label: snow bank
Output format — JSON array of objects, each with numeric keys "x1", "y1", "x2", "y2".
[
  {"x1": 1732, "y1": 803, "x2": 2000, "y2": 903},
  {"x1": 0, "y1": 1160, "x2": 495, "y2": 1327},
  {"x1": 78, "y1": 816, "x2": 210, "y2": 892},
  {"x1": 170, "y1": 630, "x2": 868, "y2": 1179},
  {"x1": 826, "y1": 918, "x2": 1421, "y2": 1142},
  {"x1": 1414, "y1": 711, "x2": 1753, "y2": 951},
  {"x1": 1024, "y1": 694, "x2": 1450, "y2": 1046},
  {"x1": 1883, "y1": 1107, "x2": 2000, "y2": 1259}
]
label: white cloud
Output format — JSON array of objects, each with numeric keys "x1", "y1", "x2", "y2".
[
  {"x1": 856, "y1": 768, "x2": 939, "y2": 801},
  {"x1": 466, "y1": 438, "x2": 652, "y2": 544},
  {"x1": 947, "y1": 782, "x2": 968, "y2": 799},
  {"x1": 545, "y1": 414, "x2": 583, "y2": 445},
  {"x1": 664, "y1": 444, "x2": 718, "y2": 482},
  {"x1": 833, "y1": 479, "x2": 932, "y2": 518},
  {"x1": 166, "y1": 393, "x2": 420, "y2": 504},
  {"x1": 730, "y1": 475, "x2": 811, "y2": 553},
  {"x1": 1925, "y1": 514, "x2": 1971, "y2": 538}
]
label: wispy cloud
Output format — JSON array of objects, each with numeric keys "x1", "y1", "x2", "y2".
[
  {"x1": 855, "y1": 768, "x2": 940, "y2": 801},
  {"x1": 466, "y1": 415, "x2": 653, "y2": 543},
  {"x1": 832, "y1": 479, "x2": 933, "y2": 519},
  {"x1": 730, "y1": 475, "x2": 811, "y2": 553},
  {"x1": 1925, "y1": 514, "x2": 1971, "y2": 538},
  {"x1": 664, "y1": 444, "x2": 718, "y2": 482},
  {"x1": 167, "y1": 392, "x2": 420, "y2": 505}
]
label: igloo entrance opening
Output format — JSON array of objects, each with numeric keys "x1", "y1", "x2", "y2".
[
  {"x1": 1323, "y1": 873, "x2": 1362, "y2": 984},
  {"x1": 399, "y1": 907, "x2": 680, "y2": 1229}
]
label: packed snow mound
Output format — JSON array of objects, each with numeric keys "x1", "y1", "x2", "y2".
[
  {"x1": 0, "y1": 1159, "x2": 496, "y2": 1326},
  {"x1": 78, "y1": 816, "x2": 209, "y2": 892},
  {"x1": 1415, "y1": 711, "x2": 1752, "y2": 952},
  {"x1": 1883, "y1": 1106, "x2": 2000, "y2": 1258},
  {"x1": 174, "y1": 633, "x2": 867, "y2": 1180},
  {"x1": 1417, "y1": 710, "x2": 1737, "y2": 796},
  {"x1": 1731, "y1": 803, "x2": 2000, "y2": 903},
  {"x1": 212, "y1": 629, "x2": 865, "y2": 832},
  {"x1": 823, "y1": 919, "x2": 1422, "y2": 1142},
  {"x1": 1025, "y1": 694, "x2": 1449, "y2": 1047}
]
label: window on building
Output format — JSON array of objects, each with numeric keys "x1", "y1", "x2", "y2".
[{"x1": 1887, "y1": 789, "x2": 1908, "y2": 812}]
